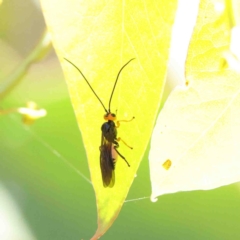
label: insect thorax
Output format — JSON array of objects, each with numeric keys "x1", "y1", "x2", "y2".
[{"x1": 101, "y1": 120, "x2": 117, "y2": 142}]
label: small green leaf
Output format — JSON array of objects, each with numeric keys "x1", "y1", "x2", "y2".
[{"x1": 40, "y1": 0, "x2": 178, "y2": 238}]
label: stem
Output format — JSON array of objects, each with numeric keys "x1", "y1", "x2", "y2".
[
  {"x1": 0, "y1": 29, "x2": 52, "y2": 101},
  {"x1": 0, "y1": 108, "x2": 18, "y2": 115}
]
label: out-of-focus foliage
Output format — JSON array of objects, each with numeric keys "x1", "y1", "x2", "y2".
[
  {"x1": 1, "y1": 0, "x2": 240, "y2": 240},
  {"x1": 149, "y1": 0, "x2": 240, "y2": 200}
]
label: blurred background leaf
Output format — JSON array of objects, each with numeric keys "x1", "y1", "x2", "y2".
[{"x1": 149, "y1": 0, "x2": 240, "y2": 199}]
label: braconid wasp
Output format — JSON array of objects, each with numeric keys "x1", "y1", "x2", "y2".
[{"x1": 64, "y1": 58, "x2": 135, "y2": 187}]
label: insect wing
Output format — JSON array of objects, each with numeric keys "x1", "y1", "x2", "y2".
[{"x1": 100, "y1": 135, "x2": 115, "y2": 188}]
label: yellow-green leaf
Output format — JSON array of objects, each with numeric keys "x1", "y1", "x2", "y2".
[
  {"x1": 149, "y1": 0, "x2": 240, "y2": 201},
  {"x1": 40, "y1": 0, "x2": 178, "y2": 238}
]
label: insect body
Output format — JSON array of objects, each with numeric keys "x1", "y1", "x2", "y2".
[{"x1": 64, "y1": 58, "x2": 135, "y2": 187}]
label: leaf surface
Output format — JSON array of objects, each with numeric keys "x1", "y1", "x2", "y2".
[
  {"x1": 40, "y1": 0, "x2": 178, "y2": 238},
  {"x1": 149, "y1": 0, "x2": 240, "y2": 201}
]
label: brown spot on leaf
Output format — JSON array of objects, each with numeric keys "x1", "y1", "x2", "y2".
[{"x1": 162, "y1": 159, "x2": 172, "y2": 170}]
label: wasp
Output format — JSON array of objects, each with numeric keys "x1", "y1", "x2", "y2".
[{"x1": 64, "y1": 58, "x2": 135, "y2": 187}]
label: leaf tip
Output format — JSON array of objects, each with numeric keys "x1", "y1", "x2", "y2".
[{"x1": 150, "y1": 195, "x2": 158, "y2": 203}]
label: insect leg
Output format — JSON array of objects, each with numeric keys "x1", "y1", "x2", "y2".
[
  {"x1": 113, "y1": 141, "x2": 130, "y2": 167},
  {"x1": 116, "y1": 116, "x2": 135, "y2": 128},
  {"x1": 117, "y1": 137, "x2": 133, "y2": 149}
]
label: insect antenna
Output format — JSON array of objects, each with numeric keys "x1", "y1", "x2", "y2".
[
  {"x1": 108, "y1": 58, "x2": 135, "y2": 112},
  {"x1": 64, "y1": 58, "x2": 108, "y2": 113}
]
